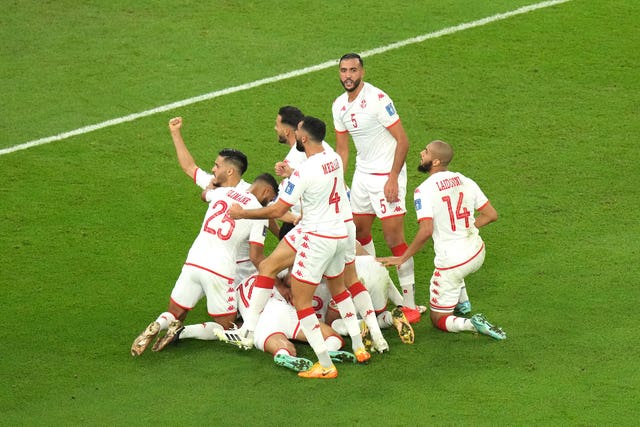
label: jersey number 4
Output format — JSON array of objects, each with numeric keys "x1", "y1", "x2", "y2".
[
  {"x1": 441, "y1": 193, "x2": 470, "y2": 231},
  {"x1": 203, "y1": 200, "x2": 236, "y2": 240},
  {"x1": 329, "y1": 177, "x2": 341, "y2": 213}
]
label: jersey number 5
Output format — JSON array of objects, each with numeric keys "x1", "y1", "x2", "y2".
[
  {"x1": 203, "y1": 200, "x2": 236, "y2": 240},
  {"x1": 441, "y1": 193, "x2": 470, "y2": 232}
]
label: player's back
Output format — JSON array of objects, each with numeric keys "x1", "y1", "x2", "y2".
[
  {"x1": 283, "y1": 150, "x2": 347, "y2": 237},
  {"x1": 417, "y1": 171, "x2": 487, "y2": 263}
]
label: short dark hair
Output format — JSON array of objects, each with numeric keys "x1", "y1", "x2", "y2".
[
  {"x1": 253, "y1": 173, "x2": 279, "y2": 195},
  {"x1": 218, "y1": 148, "x2": 248, "y2": 175},
  {"x1": 278, "y1": 106, "x2": 304, "y2": 128},
  {"x1": 300, "y1": 116, "x2": 326, "y2": 143},
  {"x1": 339, "y1": 53, "x2": 363, "y2": 67}
]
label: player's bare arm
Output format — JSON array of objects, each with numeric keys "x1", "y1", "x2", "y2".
[
  {"x1": 168, "y1": 117, "x2": 198, "y2": 178},
  {"x1": 474, "y1": 201, "x2": 498, "y2": 228},
  {"x1": 377, "y1": 218, "x2": 433, "y2": 267},
  {"x1": 335, "y1": 131, "x2": 350, "y2": 175},
  {"x1": 384, "y1": 121, "x2": 410, "y2": 203},
  {"x1": 229, "y1": 199, "x2": 290, "y2": 220}
]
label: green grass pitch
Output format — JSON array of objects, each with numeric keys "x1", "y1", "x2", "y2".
[{"x1": 1, "y1": 0, "x2": 639, "y2": 425}]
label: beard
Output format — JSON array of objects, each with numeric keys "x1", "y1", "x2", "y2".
[
  {"x1": 295, "y1": 138, "x2": 305, "y2": 152},
  {"x1": 277, "y1": 133, "x2": 288, "y2": 144},
  {"x1": 417, "y1": 161, "x2": 432, "y2": 173},
  {"x1": 341, "y1": 77, "x2": 361, "y2": 92}
]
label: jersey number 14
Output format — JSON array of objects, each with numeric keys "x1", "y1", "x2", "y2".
[{"x1": 441, "y1": 193, "x2": 470, "y2": 231}]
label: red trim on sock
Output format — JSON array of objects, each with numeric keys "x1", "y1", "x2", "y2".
[
  {"x1": 436, "y1": 315, "x2": 452, "y2": 332},
  {"x1": 391, "y1": 243, "x2": 409, "y2": 257},
  {"x1": 332, "y1": 290, "x2": 351, "y2": 304},
  {"x1": 296, "y1": 307, "x2": 316, "y2": 320},
  {"x1": 348, "y1": 281, "x2": 367, "y2": 296},
  {"x1": 255, "y1": 275, "x2": 275, "y2": 290},
  {"x1": 356, "y1": 235, "x2": 373, "y2": 246}
]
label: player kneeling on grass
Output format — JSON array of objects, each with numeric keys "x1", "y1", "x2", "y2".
[
  {"x1": 378, "y1": 140, "x2": 506, "y2": 340},
  {"x1": 130, "y1": 118, "x2": 277, "y2": 357}
]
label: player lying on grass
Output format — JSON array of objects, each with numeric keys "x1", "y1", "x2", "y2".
[
  {"x1": 153, "y1": 270, "x2": 358, "y2": 372},
  {"x1": 326, "y1": 253, "x2": 415, "y2": 347}
]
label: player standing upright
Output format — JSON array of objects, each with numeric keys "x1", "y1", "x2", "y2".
[
  {"x1": 378, "y1": 140, "x2": 506, "y2": 340},
  {"x1": 226, "y1": 116, "x2": 370, "y2": 378},
  {"x1": 332, "y1": 53, "x2": 422, "y2": 314}
]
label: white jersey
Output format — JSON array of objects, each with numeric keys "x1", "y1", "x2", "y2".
[
  {"x1": 279, "y1": 149, "x2": 348, "y2": 237},
  {"x1": 185, "y1": 186, "x2": 264, "y2": 279},
  {"x1": 194, "y1": 168, "x2": 264, "y2": 281},
  {"x1": 278, "y1": 141, "x2": 334, "y2": 217},
  {"x1": 414, "y1": 171, "x2": 489, "y2": 269},
  {"x1": 354, "y1": 255, "x2": 392, "y2": 312},
  {"x1": 332, "y1": 82, "x2": 403, "y2": 174}
]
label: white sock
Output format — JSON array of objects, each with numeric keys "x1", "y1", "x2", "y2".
[
  {"x1": 362, "y1": 240, "x2": 376, "y2": 256},
  {"x1": 274, "y1": 348, "x2": 291, "y2": 357},
  {"x1": 330, "y1": 319, "x2": 348, "y2": 336},
  {"x1": 179, "y1": 322, "x2": 222, "y2": 340},
  {"x1": 377, "y1": 311, "x2": 393, "y2": 329},
  {"x1": 386, "y1": 282, "x2": 404, "y2": 306},
  {"x1": 334, "y1": 292, "x2": 365, "y2": 351},
  {"x1": 298, "y1": 309, "x2": 332, "y2": 367},
  {"x1": 324, "y1": 335, "x2": 343, "y2": 352},
  {"x1": 155, "y1": 312, "x2": 176, "y2": 331},
  {"x1": 242, "y1": 276, "x2": 274, "y2": 332},
  {"x1": 397, "y1": 257, "x2": 416, "y2": 308},
  {"x1": 350, "y1": 284, "x2": 384, "y2": 341},
  {"x1": 446, "y1": 316, "x2": 475, "y2": 333}
]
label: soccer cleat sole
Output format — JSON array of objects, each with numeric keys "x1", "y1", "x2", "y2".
[
  {"x1": 274, "y1": 354, "x2": 314, "y2": 372},
  {"x1": 329, "y1": 350, "x2": 357, "y2": 364},
  {"x1": 392, "y1": 307, "x2": 415, "y2": 344}
]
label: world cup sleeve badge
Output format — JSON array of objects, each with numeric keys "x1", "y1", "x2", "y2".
[
  {"x1": 385, "y1": 103, "x2": 396, "y2": 116},
  {"x1": 285, "y1": 182, "x2": 295, "y2": 195}
]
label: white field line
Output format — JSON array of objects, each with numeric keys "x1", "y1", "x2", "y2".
[{"x1": 1, "y1": 0, "x2": 571, "y2": 157}]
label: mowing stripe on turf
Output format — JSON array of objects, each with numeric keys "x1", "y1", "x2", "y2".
[{"x1": 1, "y1": 0, "x2": 571, "y2": 156}]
